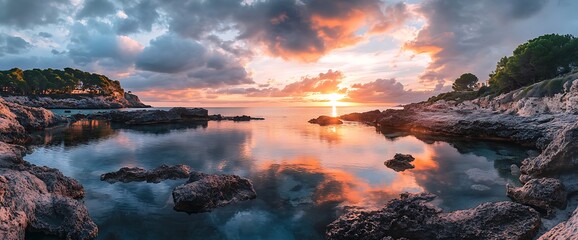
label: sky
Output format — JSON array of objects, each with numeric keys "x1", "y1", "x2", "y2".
[{"x1": 1, "y1": 0, "x2": 578, "y2": 107}]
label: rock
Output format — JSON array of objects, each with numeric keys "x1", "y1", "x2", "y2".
[
  {"x1": 384, "y1": 153, "x2": 415, "y2": 172},
  {"x1": 511, "y1": 164, "x2": 521, "y2": 177},
  {"x1": 339, "y1": 110, "x2": 383, "y2": 123},
  {"x1": 507, "y1": 178, "x2": 567, "y2": 216},
  {"x1": 24, "y1": 165, "x2": 85, "y2": 199},
  {"x1": 172, "y1": 172, "x2": 257, "y2": 213},
  {"x1": 308, "y1": 116, "x2": 343, "y2": 126},
  {"x1": 0, "y1": 98, "x2": 64, "y2": 144},
  {"x1": 168, "y1": 107, "x2": 208, "y2": 119},
  {"x1": 0, "y1": 169, "x2": 97, "y2": 240},
  {"x1": 520, "y1": 123, "x2": 578, "y2": 182},
  {"x1": 326, "y1": 192, "x2": 541, "y2": 240},
  {"x1": 539, "y1": 205, "x2": 578, "y2": 239},
  {"x1": 4, "y1": 93, "x2": 151, "y2": 109},
  {"x1": 101, "y1": 164, "x2": 192, "y2": 183}
]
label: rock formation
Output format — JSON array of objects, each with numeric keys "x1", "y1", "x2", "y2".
[
  {"x1": 4, "y1": 92, "x2": 150, "y2": 109},
  {"x1": 507, "y1": 178, "x2": 567, "y2": 217},
  {"x1": 308, "y1": 115, "x2": 343, "y2": 126},
  {"x1": 172, "y1": 172, "x2": 257, "y2": 213},
  {"x1": 384, "y1": 153, "x2": 415, "y2": 172},
  {"x1": 101, "y1": 164, "x2": 192, "y2": 183},
  {"x1": 326, "y1": 193, "x2": 541, "y2": 240}
]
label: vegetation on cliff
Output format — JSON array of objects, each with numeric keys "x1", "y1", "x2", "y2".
[{"x1": 0, "y1": 68, "x2": 124, "y2": 96}]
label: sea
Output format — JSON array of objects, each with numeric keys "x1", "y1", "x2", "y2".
[{"x1": 25, "y1": 106, "x2": 532, "y2": 240}]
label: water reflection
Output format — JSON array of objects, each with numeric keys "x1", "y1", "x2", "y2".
[{"x1": 24, "y1": 107, "x2": 533, "y2": 239}]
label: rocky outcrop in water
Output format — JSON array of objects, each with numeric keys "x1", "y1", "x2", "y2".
[
  {"x1": 326, "y1": 193, "x2": 541, "y2": 240},
  {"x1": 339, "y1": 110, "x2": 382, "y2": 124},
  {"x1": 0, "y1": 98, "x2": 64, "y2": 144},
  {"x1": 308, "y1": 115, "x2": 343, "y2": 126},
  {"x1": 0, "y1": 97, "x2": 97, "y2": 239},
  {"x1": 4, "y1": 93, "x2": 150, "y2": 109},
  {"x1": 172, "y1": 172, "x2": 257, "y2": 213},
  {"x1": 507, "y1": 178, "x2": 567, "y2": 216},
  {"x1": 384, "y1": 153, "x2": 415, "y2": 172},
  {"x1": 101, "y1": 164, "x2": 192, "y2": 183}
]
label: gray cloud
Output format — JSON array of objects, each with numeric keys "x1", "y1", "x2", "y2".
[
  {"x1": 0, "y1": 0, "x2": 71, "y2": 28},
  {"x1": 136, "y1": 34, "x2": 207, "y2": 73},
  {"x1": 404, "y1": 0, "x2": 575, "y2": 86},
  {"x1": 115, "y1": 0, "x2": 160, "y2": 34},
  {"x1": 0, "y1": 34, "x2": 32, "y2": 56},
  {"x1": 76, "y1": 0, "x2": 116, "y2": 19},
  {"x1": 38, "y1": 32, "x2": 53, "y2": 38}
]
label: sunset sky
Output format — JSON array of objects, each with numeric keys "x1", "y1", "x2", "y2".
[{"x1": 1, "y1": 0, "x2": 578, "y2": 106}]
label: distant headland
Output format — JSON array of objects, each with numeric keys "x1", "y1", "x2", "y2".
[{"x1": 0, "y1": 68, "x2": 150, "y2": 109}]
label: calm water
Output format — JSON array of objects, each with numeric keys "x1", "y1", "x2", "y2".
[{"x1": 26, "y1": 106, "x2": 532, "y2": 240}]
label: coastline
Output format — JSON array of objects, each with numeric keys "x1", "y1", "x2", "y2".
[{"x1": 326, "y1": 75, "x2": 578, "y2": 239}]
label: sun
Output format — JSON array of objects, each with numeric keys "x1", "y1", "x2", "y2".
[{"x1": 326, "y1": 93, "x2": 345, "y2": 104}]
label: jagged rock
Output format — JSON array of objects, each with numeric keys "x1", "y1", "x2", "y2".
[
  {"x1": 101, "y1": 164, "x2": 192, "y2": 183},
  {"x1": 326, "y1": 193, "x2": 541, "y2": 240},
  {"x1": 168, "y1": 107, "x2": 209, "y2": 119},
  {"x1": 0, "y1": 169, "x2": 97, "y2": 240},
  {"x1": 384, "y1": 153, "x2": 415, "y2": 172},
  {"x1": 308, "y1": 115, "x2": 343, "y2": 126},
  {"x1": 507, "y1": 178, "x2": 567, "y2": 216},
  {"x1": 0, "y1": 98, "x2": 63, "y2": 144},
  {"x1": 520, "y1": 123, "x2": 578, "y2": 182},
  {"x1": 172, "y1": 172, "x2": 257, "y2": 213},
  {"x1": 539, "y1": 205, "x2": 578, "y2": 239}
]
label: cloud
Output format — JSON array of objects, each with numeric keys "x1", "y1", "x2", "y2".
[
  {"x1": 136, "y1": 34, "x2": 208, "y2": 73},
  {"x1": 0, "y1": 34, "x2": 32, "y2": 56},
  {"x1": 403, "y1": 0, "x2": 577, "y2": 86},
  {"x1": 76, "y1": 0, "x2": 116, "y2": 19},
  {"x1": 0, "y1": 0, "x2": 71, "y2": 28},
  {"x1": 38, "y1": 32, "x2": 53, "y2": 38},
  {"x1": 345, "y1": 78, "x2": 449, "y2": 104},
  {"x1": 115, "y1": 0, "x2": 160, "y2": 34},
  {"x1": 214, "y1": 69, "x2": 345, "y2": 98},
  {"x1": 162, "y1": 0, "x2": 409, "y2": 62}
]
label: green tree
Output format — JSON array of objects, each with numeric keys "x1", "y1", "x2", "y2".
[
  {"x1": 452, "y1": 73, "x2": 479, "y2": 91},
  {"x1": 489, "y1": 34, "x2": 578, "y2": 92}
]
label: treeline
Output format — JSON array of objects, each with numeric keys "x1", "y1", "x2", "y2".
[
  {"x1": 432, "y1": 34, "x2": 578, "y2": 103},
  {"x1": 0, "y1": 68, "x2": 124, "y2": 96}
]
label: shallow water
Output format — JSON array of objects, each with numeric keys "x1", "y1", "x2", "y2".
[{"x1": 25, "y1": 106, "x2": 532, "y2": 240}]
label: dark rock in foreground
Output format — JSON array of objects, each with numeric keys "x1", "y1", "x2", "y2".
[
  {"x1": 172, "y1": 172, "x2": 257, "y2": 213},
  {"x1": 384, "y1": 153, "x2": 415, "y2": 172},
  {"x1": 540, "y1": 205, "x2": 578, "y2": 239},
  {"x1": 101, "y1": 164, "x2": 192, "y2": 183},
  {"x1": 507, "y1": 178, "x2": 567, "y2": 216},
  {"x1": 326, "y1": 193, "x2": 541, "y2": 240},
  {"x1": 308, "y1": 115, "x2": 343, "y2": 126}
]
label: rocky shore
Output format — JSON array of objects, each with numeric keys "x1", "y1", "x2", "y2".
[
  {"x1": 0, "y1": 98, "x2": 97, "y2": 239},
  {"x1": 324, "y1": 76, "x2": 578, "y2": 239},
  {"x1": 4, "y1": 92, "x2": 150, "y2": 109}
]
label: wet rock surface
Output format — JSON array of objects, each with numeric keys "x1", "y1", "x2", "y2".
[
  {"x1": 308, "y1": 115, "x2": 343, "y2": 126},
  {"x1": 172, "y1": 172, "x2": 257, "y2": 213},
  {"x1": 540, "y1": 205, "x2": 578, "y2": 239},
  {"x1": 507, "y1": 178, "x2": 567, "y2": 216},
  {"x1": 101, "y1": 164, "x2": 192, "y2": 183},
  {"x1": 384, "y1": 153, "x2": 415, "y2": 172},
  {"x1": 84, "y1": 108, "x2": 264, "y2": 125},
  {"x1": 326, "y1": 193, "x2": 541, "y2": 240}
]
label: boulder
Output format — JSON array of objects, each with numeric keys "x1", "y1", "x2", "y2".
[
  {"x1": 339, "y1": 110, "x2": 383, "y2": 123},
  {"x1": 0, "y1": 169, "x2": 97, "y2": 240},
  {"x1": 168, "y1": 107, "x2": 208, "y2": 119},
  {"x1": 507, "y1": 178, "x2": 567, "y2": 216},
  {"x1": 326, "y1": 193, "x2": 541, "y2": 240},
  {"x1": 308, "y1": 115, "x2": 343, "y2": 126},
  {"x1": 172, "y1": 172, "x2": 257, "y2": 213},
  {"x1": 101, "y1": 164, "x2": 192, "y2": 183},
  {"x1": 384, "y1": 153, "x2": 415, "y2": 172}
]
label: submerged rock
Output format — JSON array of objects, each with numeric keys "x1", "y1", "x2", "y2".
[
  {"x1": 507, "y1": 178, "x2": 567, "y2": 216},
  {"x1": 101, "y1": 164, "x2": 192, "y2": 183},
  {"x1": 326, "y1": 192, "x2": 541, "y2": 240},
  {"x1": 172, "y1": 172, "x2": 257, "y2": 213},
  {"x1": 308, "y1": 116, "x2": 343, "y2": 126},
  {"x1": 384, "y1": 153, "x2": 415, "y2": 172}
]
